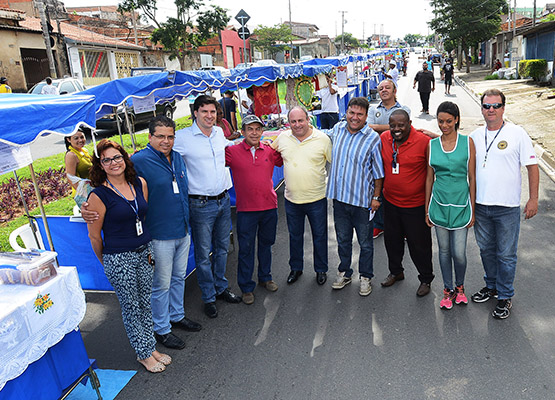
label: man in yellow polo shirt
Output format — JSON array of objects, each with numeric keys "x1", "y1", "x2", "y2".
[
  {"x1": 0, "y1": 77, "x2": 12, "y2": 93},
  {"x1": 271, "y1": 106, "x2": 332, "y2": 285}
]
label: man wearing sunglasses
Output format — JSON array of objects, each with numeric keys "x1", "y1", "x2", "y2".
[
  {"x1": 379, "y1": 109, "x2": 434, "y2": 297},
  {"x1": 469, "y1": 88, "x2": 539, "y2": 320}
]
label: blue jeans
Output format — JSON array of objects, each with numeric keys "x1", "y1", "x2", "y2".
[
  {"x1": 284, "y1": 198, "x2": 328, "y2": 273},
  {"x1": 189, "y1": 193, "x2": 231, "y2": 303},
  {"x1": 320, "y1": 112, "x2": 339, "y2": 129},
  {"x1": 236, "y1": 209, "x2": 278, "y2": 293},
  {"x1": 332, "y1": 200, "x2": 374, "y2": 279},
  {"x1": 435, "y1": 227, "x2": 468, "y2": 290},
  {"x1": 151, "y1": 235, "x2": 190, "y2": 335},
  {"x1": 474, "y1": 204, "x2": 520, "y2": 299}
]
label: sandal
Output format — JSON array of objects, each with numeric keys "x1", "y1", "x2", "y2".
[
  {"x1": 137, "y1": 357, "x2": 166, "y2": 373},
  {"x1": 154, "y1": 353, "x2": 172, "y2": 366}
]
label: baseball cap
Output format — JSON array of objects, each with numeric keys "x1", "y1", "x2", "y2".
[
  {"x1": 0, "y1": 77, "x2": 7, "y2": 84},
  {"x1": 241, "y1": 115, "x2": 264, "y2": 129}
]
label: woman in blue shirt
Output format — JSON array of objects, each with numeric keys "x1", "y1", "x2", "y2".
[{"x1": 87, "y1": 139, "x2": 170, "y2": 373}]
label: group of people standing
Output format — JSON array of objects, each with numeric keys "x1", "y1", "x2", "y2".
[{"x1": 75, "y1": 64, "x2": 538, "y2": 373}]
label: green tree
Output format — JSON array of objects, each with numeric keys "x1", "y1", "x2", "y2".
[
  {"x1": 119, "y1": 0, "x2": 230, "y2": 70},
  {"x1": 250, "y1": 24, "x2": 295, "y2": 58},
  {"x1": 404, "y1": 33, "x2": 423, "y2": 46},
  {"x1": 334, "y1": 33, "x2": 361, "y2": 52},
  {"x1": 429, "y1": 0, "x2": 506, "y2": 72}
]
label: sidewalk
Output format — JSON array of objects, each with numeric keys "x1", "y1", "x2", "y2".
[{"x1": 455, "y1": 65, "x2": 555, "y2": 179}]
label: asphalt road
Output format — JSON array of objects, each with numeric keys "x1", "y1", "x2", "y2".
[{"x1": 78, "y1": 54, "x2": 555, "y2": 400}]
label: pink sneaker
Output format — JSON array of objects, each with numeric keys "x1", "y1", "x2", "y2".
[
  {"x1": 440, "y1": 288, "x2": 455, "y2": 310},
  {"x1": 455, "y1": 285, "x2": 468, "y2": 305}
]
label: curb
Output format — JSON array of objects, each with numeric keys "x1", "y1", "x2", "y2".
[{"x1": 455, "y1": 75, "x2": 555, "y2": 182}]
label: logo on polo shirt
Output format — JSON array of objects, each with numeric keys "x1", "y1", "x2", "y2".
[
  {"x1": 375, "y1": 112, "x2": 381, "y2": 118},
  {"x1": 497, "y1": 140, "x2": 508, "y2": 150}
]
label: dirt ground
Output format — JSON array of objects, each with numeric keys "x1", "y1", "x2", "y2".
[{"x1": 455, "y1": 66, "x2": 555, "y2": 174}]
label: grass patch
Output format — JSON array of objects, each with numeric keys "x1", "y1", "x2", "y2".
[
  {"x1": 0, "y1": 195, "x2": 75, "y2": 252},
  {"x1": 484, "y1": 74, "x2": 501, "y2": 80}
]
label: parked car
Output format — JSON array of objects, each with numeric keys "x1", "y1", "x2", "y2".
[
  {"x1": 96, "y1": 67, "x2": 177, "y2": 132},
  {"x1": 254, "y1": 59, "x2": 278, "y2": 66},
  {"x1": 28, "y1": 77, "x2": 86, "y2": 95},
  {"x1": 235, "y1": 62, "x2": 255, "y2": 69},
  {"x1": 198, "y1": 65, "x2": 228, "y2": 72},
  {"x1": 299, "y1": 55, "x2": 314, "y2": 62}
]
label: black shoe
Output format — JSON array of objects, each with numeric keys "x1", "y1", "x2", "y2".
[
  {"x1": 471, "y1": 287, "x2": 498, "y2": 303},
  {"x1": 316, "y1": 272, "x2": 327, "y2": 285},
  {"x1": 492, "y1": 299, "x2": 512, "y2": 319},
  {"x1": 172, "y1": 317, "x2": 202, "y2": 332},
  {"x1": 287, "y1": 270, "x2": 303, "y2": 284},
  {"x1": 216, "y1": 288, "x2": 242, "y2": 303},
  {"x1": 154, "y1": 332, "x2": 186, "y2": 350},
  {"x1": 204, "y1": 302, "x2": 218, "y2": 318}
]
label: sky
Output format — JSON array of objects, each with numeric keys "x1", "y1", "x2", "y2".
[{"x1": 62, "y1": 0, "x2": 543, "y2": 40}]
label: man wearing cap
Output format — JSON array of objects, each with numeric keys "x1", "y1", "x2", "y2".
[
  {"x1": 384, "y1": 60, "x2": 399, "y2": 86},
  {"x1": 225, "y1": 115, "x2": 283, "y2": 305},
  {"x1": 0, "y1": 77, "x2": 11, "y2": 93}
]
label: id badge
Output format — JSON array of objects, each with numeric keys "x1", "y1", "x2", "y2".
[
  {"x1": 392, "y1": 164, "x2": 399, "y2": 174},
  {"x1": 136, "y1": 219, "x2": 143, "y2": 236},
  {"x1": 172, "y1": 179, "x2": 179, "y2": 194}
]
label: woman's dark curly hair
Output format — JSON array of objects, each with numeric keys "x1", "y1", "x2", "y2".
[{"x1": 89, "y1": 139, "x2": 136, "y2": 187}]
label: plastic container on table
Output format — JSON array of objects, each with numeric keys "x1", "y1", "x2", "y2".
[{"x1": 0, "y1": 250, "x2": 58, "y2": 286}]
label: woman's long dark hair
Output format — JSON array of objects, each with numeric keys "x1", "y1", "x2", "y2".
[{"x1": 89, "y1": 139, "x2": 136, "y2": 187}]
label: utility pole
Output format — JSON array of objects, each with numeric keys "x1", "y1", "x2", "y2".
[
  {"x1": 513, "y1": 0, "x2": 516, "y2": 38},
  {"x1": 35, "y1": 0, "x2": 57, "y2": 78},
  {"x1": 288, "y1": 0, "x2": 293, "y2": 62},
  {"x1": 131, "y1": 9, "x2": 138, "y2": 45},
  {"x1": 339, "y1": 11, "x2": 347, "y2": 54},
  {"x1": 533, "y1": 0, "x2": 537, "y2": 27}
]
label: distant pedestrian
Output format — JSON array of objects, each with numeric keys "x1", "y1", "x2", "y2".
[
  {"x1": 0, "y1": 77, "x2": 11, "y2": 93},
  {"x1": 442, "y1": 59, "x2": 454, "y2": 95},
  {"x1": 413, "y1": 62, "x2": 435, "y2": 114},
  {"x1": 470, "y1": 88, "x2": 539, "y2": 319},
  {"x1": 425, "y1": 101, "x2": 476, "y2": 310},
  {"x1": 218, "y1": 91, "x2": 238, "y2": 131},
  {"x1": 384, "y1": 60, "x2": 399, "y2": 86},
  {"x1": 41, "y1": 77, "x2": 59, "y2": 95},
  {"x1": 315, "y1": 73, "x2": 339, "y2": 129}
]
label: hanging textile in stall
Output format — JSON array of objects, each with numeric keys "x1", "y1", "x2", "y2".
[
  {"x1": 294, "y1": 77, "x2": 314, "y2": 110},
  {"x1": 253, "y1": 82, "x2": 281, "y2": 117},
  {"x1": 285, "y1": 77, "x2": 298, "y2": 111}
]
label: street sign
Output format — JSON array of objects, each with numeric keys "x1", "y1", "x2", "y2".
[
  {"x1": 235, "y1": 9, "x2": 250, "y2": 26},
  {"x1": 237, "y1": 27, "x2": 250, "y2": 40}
]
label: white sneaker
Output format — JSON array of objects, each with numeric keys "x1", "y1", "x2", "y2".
[
  {"x1": 331, "y1": 272, "x2": 352, "y2": 290},
  {"x1": 359, "y1": 277, "x2": 372, "y2": 296}
]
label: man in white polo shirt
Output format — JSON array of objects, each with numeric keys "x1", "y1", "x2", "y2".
[{"x1": 469, "y1": 88, "x2": 539, "y2": 320}]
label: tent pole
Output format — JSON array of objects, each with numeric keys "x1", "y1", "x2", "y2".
[
  {"x1": 13, "y1": 171, "x2": 41, "y2": 248},
  {"x1": 236, "y1": 83, "x2": 245, "y2": 120},
  {"x1": 28, "y1": 163, "x2": 55, "y2": 251},
  {"x1": 123, "y1": 108, "x2": 136, "y2": 152},
  {"x1": 114, "y1": 106, "x2": 124, "y2": 147},
  {"x1": 274, "y1": 81, "x2": 282, "y2": 129}
]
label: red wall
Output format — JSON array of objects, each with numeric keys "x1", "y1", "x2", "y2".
[{"x1": 220, "y1": 29, "x2": 251, "y2": 67}]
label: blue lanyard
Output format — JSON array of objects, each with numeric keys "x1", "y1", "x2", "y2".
[
  {"x1": 106, "y1": 179, "x2": 140, "y2": 221},
  {"x1": 147, "y1": 145, "x2": 177, "y2": 180}
]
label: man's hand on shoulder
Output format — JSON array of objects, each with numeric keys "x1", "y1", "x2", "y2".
[{"x1": 80, "y1": 202, "x2": 99, "y2": 224}]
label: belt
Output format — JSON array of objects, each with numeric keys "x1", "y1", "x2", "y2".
[
  {"x1": 133, "y1": 243, "x2": 149, "y2": 253},
  {"x1": 189, "y1": 190, "x2": 227, "y2": 201}
]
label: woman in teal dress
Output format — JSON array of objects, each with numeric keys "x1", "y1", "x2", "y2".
[{"x1": 425, "y1": 101, "x2": 476, "y2": 310}]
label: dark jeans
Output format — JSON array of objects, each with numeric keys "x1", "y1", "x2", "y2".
[
  {"x1": 419, "y1": 91, "x2": 431, "y2": 112},
  {"x1": 383, "y1": 198, "x2": 434, "y2": 284},
  {"x1": 320, "y1": 112, "x2": 339, "y2": 129},
  {"x1": 236, "y1": 209, "x2": 278, "y2": 293},
  {"x1": 332, "y1": 200, "x2": 374, "y2": 279},
  {"x1": 284, "y1": 198, "x2": 328, "y2": 273}
]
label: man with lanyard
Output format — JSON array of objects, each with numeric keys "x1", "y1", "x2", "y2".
[
  {"x1": 470, "y1": 88, "x2": 538, "y2": 319},
  {"x1": 413, "y1": 62, "x2": 435, "y2": 114},
  {"x1": 82, "y1": 116, "x2": 203, "y2": 348},
  {"x1": 367, "y1": 79, "x2": 411, "y2": 239},
  {"x1": 326, "y1": 97, "x2": 384, "y2": 297},
  {"x1": 174, "y1": 95, "x2": 242, "y2": 319},
  {"x1": 380, "y1": 109, "x2": 434, "y2": 297},
  {"x1": 271, "y1": 107, "x2": 332, "y2": 286},
  {"x1": 0, "y1": 77, "x2": 11, "y2": 93},
  {"x1": 225, "y1": 115, "x2": 283, "y2": 305},
  {"x1": 315, "y1": 73, "x2": 340, "y2": 129}
]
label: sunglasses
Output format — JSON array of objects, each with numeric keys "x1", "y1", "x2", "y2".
[{"x1": 482, "y1": 103, "x2": 503, "y2": 110}]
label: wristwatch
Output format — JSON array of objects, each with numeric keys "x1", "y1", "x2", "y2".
[{"x1": 372, "y1": 196, "x2": 381, "y2": 201}]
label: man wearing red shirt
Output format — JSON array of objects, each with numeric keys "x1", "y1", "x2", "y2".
[
  {"x1": 380, "y1": 109, "x2": 434, "y2": 296},
  {"x1": 225, "y1": 115, "x2": 283, "y2": 305}
]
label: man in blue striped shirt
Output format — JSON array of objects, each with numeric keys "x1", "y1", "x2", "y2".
[{"x1": 326, "y1": 97, "x2": 384, "y2": 296}]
